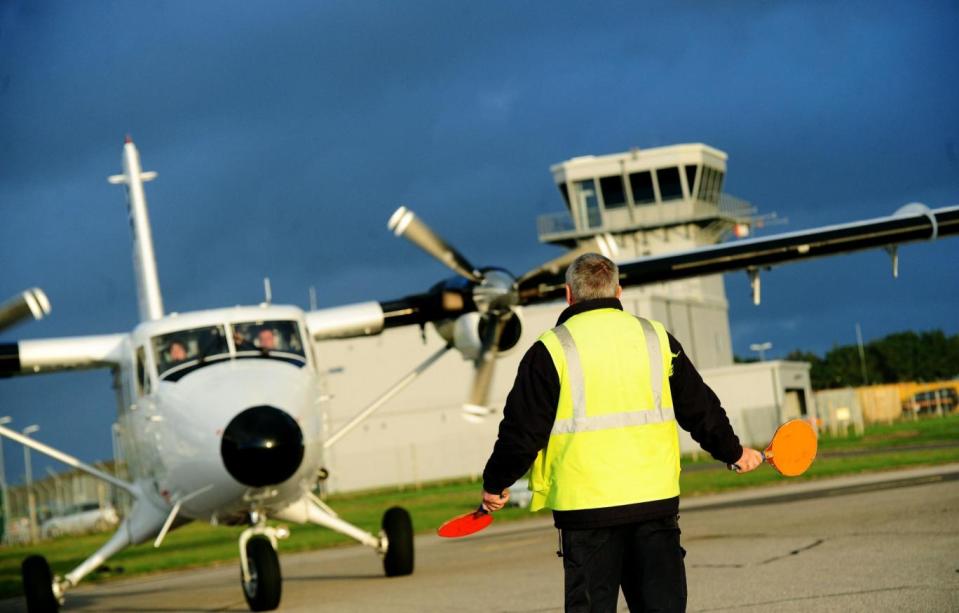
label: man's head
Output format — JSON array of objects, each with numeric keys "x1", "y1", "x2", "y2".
[
  {"x1": 169, "y1": 340, "x2": 188, "y2": 362},
  {"x1": 565, "y1": 253, "x2": 621, "y2": 305},
  {"x1": 258, "y1": 328, "x2": 276, "y2": 351}
]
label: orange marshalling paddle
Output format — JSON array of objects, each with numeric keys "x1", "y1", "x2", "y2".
[{"x1": 731, "y1": 418, "x2": 818, "y2": 476}]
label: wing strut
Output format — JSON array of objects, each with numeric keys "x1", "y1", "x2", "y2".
[
  {"x1": 0, "y1": 423, "x2": 137, "y2": 497},
  {"x1": 324, "y1": 343, "x2": 452, "y2": 449}
]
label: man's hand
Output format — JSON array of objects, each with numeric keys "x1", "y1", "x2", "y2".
[
  {"x1": 732, "y1": 448, "x2": 763, "y2": 473},
  {"x1": 482, "y1": 490, "x2": 510, "y2": 512}
]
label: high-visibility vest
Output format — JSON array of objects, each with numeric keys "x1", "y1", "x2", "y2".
[{"x1": 529, "y1": 308, "x2": 680, "y2": 512}]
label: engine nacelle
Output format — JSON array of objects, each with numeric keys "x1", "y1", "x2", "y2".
[{"x1": 434, "y1": 309, "x2": 524, "y2": 361}]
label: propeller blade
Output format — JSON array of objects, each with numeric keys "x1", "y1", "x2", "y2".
[
  {"x1": 0, "y1": 288, "x2": 51, "y2": 334},
  {"x1": 463, "y1": 313, "x2": 509, "y2": 418},
  {"x1": 516, "y1": 233, "x2": 619, "y2": 288},
  {"x1": 388, "y1": 206, "x2": 484, "y2": 283}
]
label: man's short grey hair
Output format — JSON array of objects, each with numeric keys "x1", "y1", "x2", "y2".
[{"x1": 565, "y1": 253, "x2": 619, "y2": 301}]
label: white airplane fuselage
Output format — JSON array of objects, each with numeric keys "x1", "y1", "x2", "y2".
[{"x1": 119, "y1": 304, "x2": 325, "y2": 524}]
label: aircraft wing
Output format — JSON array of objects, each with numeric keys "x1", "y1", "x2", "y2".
[
  {"x1": 307, "y1": 203, "x2": 957, "y2": 340},
  {"x1": 0, "y1": 334, "x2": 128, "y2": 377},
  {"x1": 517, "y1": 203, "x2": 959, "y2": 303}
]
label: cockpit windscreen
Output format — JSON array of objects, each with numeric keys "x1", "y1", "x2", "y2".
[
  {"x1": 231, "y1": 320, "x2": 306, "y2": 363},
  {"x1": 153, "y1": 325, "x2": 229, "y2": 380}
]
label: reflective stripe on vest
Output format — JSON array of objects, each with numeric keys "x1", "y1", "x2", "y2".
[{"x1": 550, "y1": 317, "x2": 675, "y2": 435}]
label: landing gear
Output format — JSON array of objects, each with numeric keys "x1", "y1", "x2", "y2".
[
  {"x1": 241, "y1": 536, "x2": 282, "y2": 612},
  {"x1": 22, "y1": 555, "x2": 59, "y2": 613},
  {"x1": 381, "y1": 506, "x2": 414, "y2": 577}
]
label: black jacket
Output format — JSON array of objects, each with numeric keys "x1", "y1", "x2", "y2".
[{"x1": 482, "y1": 297, "x2": 743, "y2": 529}]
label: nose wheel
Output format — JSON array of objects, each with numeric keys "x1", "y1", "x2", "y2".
[{"x1": 241, "y1": 536, "x2": 281, "y2": 612}]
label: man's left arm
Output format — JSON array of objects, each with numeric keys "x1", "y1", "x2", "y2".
[{"x1": 668, "y1": 334, "x2": 745, "y2": 465}]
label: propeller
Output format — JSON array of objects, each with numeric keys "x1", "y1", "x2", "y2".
[
  {"x1": 463, "y1": 311, "x2": 510, "y2": 421},
  {"x1": 387, "y1": 206, "x2": 619, "y2": 420},
  {"x1": 0, "y1": 288, "x2": 50, "y2": 334},
  {"x1": 388, "y1": 206, "x2": 483, "y2": 283}
]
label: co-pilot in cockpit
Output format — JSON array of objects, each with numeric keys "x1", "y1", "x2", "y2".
[{"x1": 152, "y1": 320, "x2": 306, "y2": 382}]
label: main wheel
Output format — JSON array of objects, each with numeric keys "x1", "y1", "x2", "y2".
[
  {"x1": 240, "y1": 536, "x2": 281, "y2": 612},
  {"x1": 382, "y1": 506, "x2": 414, "y2": 577},
  {"x1": 22, "y1": 555, "x2": 58, "y2": 613}
]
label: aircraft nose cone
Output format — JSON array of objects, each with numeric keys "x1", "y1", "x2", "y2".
[{"x1": 221, "y1": 405, "x2": 304, "y2": 487}]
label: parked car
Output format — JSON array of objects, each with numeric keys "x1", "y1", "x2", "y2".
[
  {"x1": 41, "y1": 502, "x2": 119, "y2": 538},
  {"x1": 902, "y1": 387, "x2": 958, "y2": 415}
]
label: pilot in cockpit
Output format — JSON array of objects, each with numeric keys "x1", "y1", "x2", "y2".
[
  {"x1": 257, "y1": 328, "x2": 277, "y2": 352},
  {"x1": 168, "y1": 340, "x2": 189, "y2": 364}
]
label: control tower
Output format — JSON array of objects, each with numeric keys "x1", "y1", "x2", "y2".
[{"x1": 538, "y1": 143, "x2": 756, "y2": 369}]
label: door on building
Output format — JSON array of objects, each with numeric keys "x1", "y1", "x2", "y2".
[{"x1": 784, "y1": 388, "x2": 808, "y2": 421}]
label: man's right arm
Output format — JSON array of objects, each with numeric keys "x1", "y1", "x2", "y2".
[{"x1": 481, "y1": 341, "x2": 559, "y2": 495}]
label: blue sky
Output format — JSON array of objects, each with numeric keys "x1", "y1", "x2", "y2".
[{"x1": 1, "y1": 1, "x2": 957, "y2": 482}]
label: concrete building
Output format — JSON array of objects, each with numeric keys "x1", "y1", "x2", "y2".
[{"x1": 318, "y1": 143, "x2": 818, "y2": 494}]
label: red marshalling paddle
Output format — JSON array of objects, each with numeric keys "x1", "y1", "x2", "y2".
[{"x1": 437, "y1": 505, "x2": 493, "y2": 538}]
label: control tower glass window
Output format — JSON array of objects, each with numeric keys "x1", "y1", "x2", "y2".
[
  {"x1": 558, "y1": 183, "x2": 571, "y2": 211},
  {"x1": 684, "y1": 165, "x2": 698, "y2": 198},
  {"x1": 599, "y1": 175, "x2": 627, "y2": 209},
  {"x1": 699, "y1": 167, "x2": 721, "y2": 203},
  {"x1": 628, "y1": 171, "x2": 655, "y2": 205},
  {"x1": 574, "y1": 179, "x2": 603, "y2": 228},
  {"x1": 656, "y1": 167, "x2": 683, "y2": 201},
  {"x1": 714, "y1": 171, "x2": 725, "y2": 202}
]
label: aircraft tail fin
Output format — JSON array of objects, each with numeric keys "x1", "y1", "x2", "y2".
[{"x1": 108, "y1": 136, "x2": 164, "y2": 322}]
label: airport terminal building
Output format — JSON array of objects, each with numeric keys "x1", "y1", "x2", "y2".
[{"x1": 318, "y1": 144, "x2": 817, "y2": 494}]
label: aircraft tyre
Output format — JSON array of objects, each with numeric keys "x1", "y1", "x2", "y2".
[
  {"x1": 22, "y1": 555, "x2": 58, "y2": 613},
  {"x1": 241, "y1": 536, "x2": 281, "y2": 612},
  {"x1": 382, "y1": 506, "x2": 414, "y2": 577}
]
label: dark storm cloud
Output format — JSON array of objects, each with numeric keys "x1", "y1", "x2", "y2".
[{"x1": 0, "y1": 0, "x2": 957, "y2": 480}]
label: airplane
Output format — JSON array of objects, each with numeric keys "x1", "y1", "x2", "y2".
[{"x1": 0, "y1": 137, "x2": 956, "y2": 612}]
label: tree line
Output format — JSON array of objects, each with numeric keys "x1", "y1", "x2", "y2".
[{"x1": 737, "y1": 330, "x2": 959, "y2": 390}]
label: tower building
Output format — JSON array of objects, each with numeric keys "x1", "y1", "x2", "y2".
[{"x1": 539, "y1": 144, "x2": 755, "y2": 369}]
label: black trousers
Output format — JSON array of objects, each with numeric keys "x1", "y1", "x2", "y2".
[{"x1": 561, "y1": 515, "x2": 686, "y2": 613}]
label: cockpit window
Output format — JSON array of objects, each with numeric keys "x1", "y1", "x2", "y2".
[
  {"x1": 152, "y1": 325, "x2": 229, "y2": 380},
  {"x1": 232, "y1": 320, "x2": 305, "y2": 362}
]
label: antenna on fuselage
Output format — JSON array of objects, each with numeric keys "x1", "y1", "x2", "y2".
[
  {"x1": 309, "y1": 286, "x2": 318, "y2": 311},
  {"x1": 108, "y1": 136, "x2": 164, "y2": 322},
  {"x1": 263, "y1": 277, "x2": 273, "y2": 306}
]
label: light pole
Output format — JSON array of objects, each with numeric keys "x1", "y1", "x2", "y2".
[
  {"x1": 750, "y1": 342, "x2": 773, "y2": 362},
  {"x1": 0, "y1": 416, "x2": 11, "y2": 544},
  {"x1": 22, "y1": 424, "x2": 39, "y2": 543}
]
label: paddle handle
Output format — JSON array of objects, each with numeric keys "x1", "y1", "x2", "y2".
[{"x1": 727, "y1": 449, "x2": 768, "y2": 472}]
